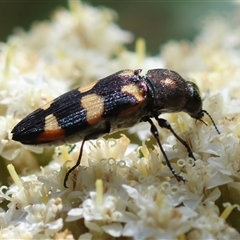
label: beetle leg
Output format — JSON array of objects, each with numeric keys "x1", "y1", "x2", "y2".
[
  {"x1": 143, "y1": 116, "x2": 186, "y2": 182},
  {"x1": 64, "y1": 121, "x2": 111, "y2": 188},
  {"x1": 155, "y1": 117, "x2": 196, "y2": 161}
]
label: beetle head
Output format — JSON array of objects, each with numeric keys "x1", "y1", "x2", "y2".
[{"x1": 183, "y1": 81, "x2": 203, "y2": 120}]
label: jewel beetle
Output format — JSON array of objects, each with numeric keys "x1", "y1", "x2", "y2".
[{"x1": 11, "y1": 69, "x2": 220, "y2": 187}]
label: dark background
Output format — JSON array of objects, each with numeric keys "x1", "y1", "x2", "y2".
[{"x1": 0, "y1": 1, "x2": 236, "y2": 54}]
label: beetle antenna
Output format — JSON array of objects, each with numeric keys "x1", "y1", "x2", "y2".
[{"x1": 202, "y1": 110, "x2": 220, "y2": 134}]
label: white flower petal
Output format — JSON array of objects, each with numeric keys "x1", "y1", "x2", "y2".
[
  {"x1": 203, "y1": 188, "x2": 221, "y2": 203},
  {"x1": 78, "y1": 232, "x2": 92, "y2": 240},
  {"x1": 207, "y1": 172, "x2": 233, "y2": 189},
  {"x1": 46, "y1": 218, "x2": 63, "y2": 231},
  {"x1": 66, "y1": 208, "x2": 83, "y2": 222},
  {"x1": 122, "y1": 184, "x2": 139, "y2": 199},
  {"x1": 102, "y1": 222, "x2": 123, "y2": 237},
  {"x1": 84, "y1": 220, "x2": 103, "y2": 233}
]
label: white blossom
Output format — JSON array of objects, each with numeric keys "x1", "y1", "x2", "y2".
[{"x1": 0, "y1": 0, "x2": 240, "y2": 239}]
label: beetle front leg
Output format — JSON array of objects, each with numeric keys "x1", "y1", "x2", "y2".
[
  {"x1": 142, "y1": 116, "x2": 186, "y2": 182},
  {"x1": 155, "y1": 117, "x2": 196, "y2": 161}
]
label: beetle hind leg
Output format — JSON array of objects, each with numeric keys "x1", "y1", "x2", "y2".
[{"x1": 63, "y1": 121, "x2": 111, "y2": 188}]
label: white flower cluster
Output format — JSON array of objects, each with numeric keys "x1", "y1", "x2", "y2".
[{"x1": 0, "y1": 0, "x2": 240, "y2": 239}]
